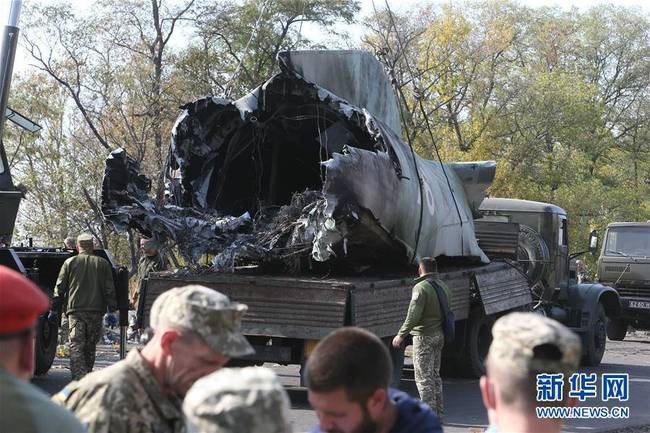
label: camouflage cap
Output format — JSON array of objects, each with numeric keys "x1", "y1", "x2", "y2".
[
  {"x1": 183, "y1": 367, "x2": 292, "y2": 433},
  {"x1": 487, "y1": 312, "x2": 581, "y2": 375},
  {"x1": 77, "y1": 233, "x2": 93, "y2": 242},
  {"x1": 150, "y1": 285, "x2": 254, "y2": 357},
  {"x1": 76, "y1": 233, "x2": 94, "y2": 250}
]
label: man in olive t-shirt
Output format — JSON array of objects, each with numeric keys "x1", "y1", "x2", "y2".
[{"x1": 392, "y1": 257, "x2": 451, "y2": 418}]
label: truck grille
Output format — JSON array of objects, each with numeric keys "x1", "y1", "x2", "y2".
[
  {"x1": 605, "y1": 266, "x2": 629, "y2": 273},
  {"x1": 617, "y1": 286, "x2": 650, "y2": 298}
]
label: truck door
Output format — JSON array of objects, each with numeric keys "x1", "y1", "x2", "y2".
[{"x1": 555, "y1": 215, "x2": 569, "y2": 287}]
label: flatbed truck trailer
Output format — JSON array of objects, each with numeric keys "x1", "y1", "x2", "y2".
[
  {"x1": 142, "y1": 260, "x2": 531, "y2": 383},
  {"x1": 138, "y1": 198, "x2": 621, "y2": 382}
]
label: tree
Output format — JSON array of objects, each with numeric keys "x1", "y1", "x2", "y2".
[{"x1": 177, "y1": 0, "x2": 360, "y2": 97}]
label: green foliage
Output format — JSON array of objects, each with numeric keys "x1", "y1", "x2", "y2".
[{"x1": 363, "y1": 1, "x2": 650, "y2": 256}]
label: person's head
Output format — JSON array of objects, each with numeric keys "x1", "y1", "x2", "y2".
[
  {"x1": 144, "y1": 285, "x2": 254, "y2": 397},
  {"x1": 306, "y1": 327, "x2": 393, "y2": 433},
  {"x1": 183, "y1": 367, "x2": 292, "y2": 433},
  {"x1": 140, "y1": 237, "x2": 160, "y2": 257},
  {"x1": 480, "y1": 312, "x2": 582, "y2": 433},
  {"x1": 63, "y1": 236, "x2": 76, "y2": 249},
  {"x1": 418, "y1": 257, "x2": 437, "y2": 277},
  {"x1": 76, "y1": 233, "x2": 94, "y2": 253},
  {"x1": 575, "y1": 260, "x2": 584, "y2": 271},
  {"x1": 0, "y1": 266, "x2": 50, "y2": 380}
]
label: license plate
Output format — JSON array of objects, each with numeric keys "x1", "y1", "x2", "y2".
[{"x1": 628, "y1": 300, "x2": 650, "y2": 310}]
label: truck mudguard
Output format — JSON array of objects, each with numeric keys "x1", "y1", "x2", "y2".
[{"x1": 566, "y1": 282, "x2": 621, "y2": 327}]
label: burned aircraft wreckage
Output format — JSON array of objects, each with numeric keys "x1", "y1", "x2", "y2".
[{"x1": 102, "y1": 50, "x2": 496, "y2": 272}]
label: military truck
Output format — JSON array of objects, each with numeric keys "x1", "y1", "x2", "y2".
[
  {"x1": 139, "y1": 197, "x2": 620, "y2": 382},
  {"x1": 119, "y1": 50, "x2": 620, "y2": 382},
  {"x1": 596, "y1": 222, "x2": 650, "y2": 340},
  {"x1": 479, "y1": 199, "x2": 620, "y2": 366},
  {"x1": 0, "y1": 0, "x2": 128, "y2": 374}
]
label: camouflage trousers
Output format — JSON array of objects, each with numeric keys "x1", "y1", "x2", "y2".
[
  {"x1": 69, "y1": 312, "x2": 103, "y2": 381},
  {"x1": 413, "y1": 331, "x2": 444, "y2": 418}
]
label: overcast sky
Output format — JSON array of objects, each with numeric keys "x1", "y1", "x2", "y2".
[{"x1": 1, "y1": 0, "x2": 649, "y2": 75}]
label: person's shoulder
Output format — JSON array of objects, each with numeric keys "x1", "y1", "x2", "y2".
[
  {"x1": 390, "y1": 389, "x2": 442, "y2": 433},
  {"x1": 35, "y1": 394, "x2": 86, "y2": 433},
  {"x1": 6, "y1": 376, "x2": 85, "y2": 433},
  {"x1": 56, "y1": 360, "x2": 138, "y2": 408},
  {"x1": 90, "y1": 253, "x2": 112, "y2": 269},
  {"x1": 414, "y1": 279, "x2": 430, "y2": 291},
  {"x1": 414, "y1": 279, "x2": 436, "y2": 297}
]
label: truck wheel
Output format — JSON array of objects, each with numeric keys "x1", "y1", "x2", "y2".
[
  {"x1": 606, "y1": 318, "x2": 628, "y2": 341},
  {"x1": 34, "y1": 316, "x2": 58, "y2": 375},
  {"x1": 582, "y1": 303, "x2": 607, "y2": 367},
  {"x1": 459, "y1": 311, "x2": 495, "y2": 378}
]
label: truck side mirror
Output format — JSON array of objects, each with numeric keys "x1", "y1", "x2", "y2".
[{"x1": 589, "y1": 230, "x2": 599, "y2": 255}]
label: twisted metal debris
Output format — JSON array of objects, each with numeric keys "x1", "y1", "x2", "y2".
[{"x1": 102, "y1": 50, "x2": 497, "y2": 273}]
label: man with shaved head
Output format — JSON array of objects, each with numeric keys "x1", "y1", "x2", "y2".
[{"x1": 480, "y1": 312, "x2": 582, "y2": 433}]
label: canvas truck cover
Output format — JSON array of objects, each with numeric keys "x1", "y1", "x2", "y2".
[{"x1": 103, "y1": 50, "x2": 494, "y2": 269}]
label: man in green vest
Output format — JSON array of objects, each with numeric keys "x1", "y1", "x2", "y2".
[
  {"x1": 0, "y1": 266, "x2": 85, "y2": 433},
  {"x1": 392, "y1": 257, "x2": 451, "y2": 419},
  {"x1": 52, "y1": 233, "x2": 117, "y2": 380}
]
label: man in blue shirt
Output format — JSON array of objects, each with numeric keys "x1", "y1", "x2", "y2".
[{"x1": 306, "y1": 327, "x2": 442, "y2": 433}]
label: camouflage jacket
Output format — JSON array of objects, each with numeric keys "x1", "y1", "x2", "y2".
[
  {"x1": 54, "y1": 252, "x2": 117, "y2": 314},
  {"x1": 53, "y1": 349, "x2": 184, "y2": 433},
  {"x1": 133, "y1": 253, "x2": 168, "y2": 307},
  {"x1": 137, "y1": 254, "x2": 167, "y2": 286}
]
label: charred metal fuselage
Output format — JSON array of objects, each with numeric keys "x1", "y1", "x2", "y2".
[{"x1": 111, "y1": 51, "x2": 496, "y2": 268}]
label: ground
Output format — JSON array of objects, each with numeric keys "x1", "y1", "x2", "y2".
[{"x1": 34, "y1": 331, "x2": 650, "y2": 433}]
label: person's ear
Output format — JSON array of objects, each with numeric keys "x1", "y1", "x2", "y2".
[
  {"x1": 480, "y1": 375, "x2": 496, "y2": 410},
  {"x1": 18, "y1": 331, "x2": 35, "y2": 379},
  {"x1": 159, "y1": 329, "x2": 181, "y2": 355},
  {"x1": 367, "y1": 388, "x2": 387, "y2": 417}
]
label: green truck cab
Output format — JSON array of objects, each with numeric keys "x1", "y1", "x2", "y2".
[
  {"x1": 596, "y1": 222, "x2": 650, "y2": 340},
  {"x1": 479, "y1": 198, "x2": 620, "y2": 366}
]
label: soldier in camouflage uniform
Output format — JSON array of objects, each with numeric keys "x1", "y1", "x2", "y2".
[
  {"x1": 183, "y1": 367, "x2": 292, "y2": 433},
  {"x1": 132, "y1": 238, "x2": 167, "y2": 310},
  {"x1": 392, "y1": 257, "x2": 451, "y2": 418},
  {"x1": 52, "y1": 233, "x2": 117, "y2": 380},
  {"x1": 480, "y1": 312, "x2": 582, "y2": 433},
  {"x1": 53, "y1": 284, "x2": 255, "y2": 433}
]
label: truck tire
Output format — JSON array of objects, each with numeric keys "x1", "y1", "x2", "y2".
[
  {"x1": 459, "y1": 311, "x2": 495, "y2": 377},
  {"x1": 582, "y1": 303, "x2": 607, "y2": 367},
  {"x1": 606, "y1": 318, "x2": 628, "y2": 341},
  {"x1": 34, "y1": 316, "x2": 58, "y2": 375}
]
